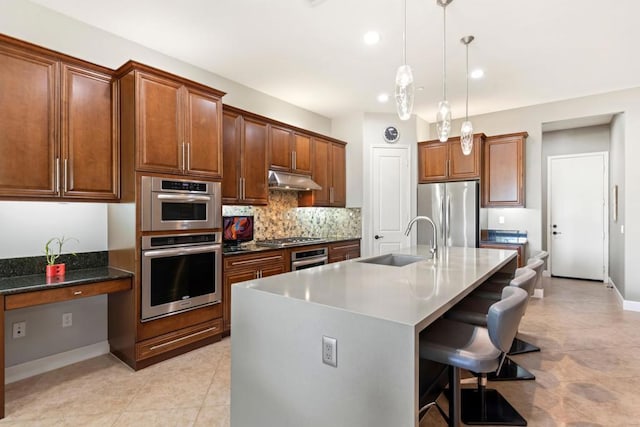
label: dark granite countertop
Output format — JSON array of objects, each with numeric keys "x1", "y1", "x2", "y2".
[
  {"x1": 480, "y1": 236, "x2": 528, "y2": 245},
  {"x1": 223, "y1": 236, "x2": 361, "y2": 256},
  {"x1": 0, "y1": 267, "x2": 133, "y2": 296},
  {"x1": 480, "y1": 229, "x2": 528, "y2": 245}
]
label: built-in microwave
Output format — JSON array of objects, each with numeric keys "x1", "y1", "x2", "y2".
[
  {"x1": 141, "y1": 233, "x2": 222, "y2": 321},
  {"x1": 141, "y1": 176, "x2": 221, "y2": 231}
]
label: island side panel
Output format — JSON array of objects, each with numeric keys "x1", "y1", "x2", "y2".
[{"x1": 231, "y1": 286, "x2": 417, "y2": 427}]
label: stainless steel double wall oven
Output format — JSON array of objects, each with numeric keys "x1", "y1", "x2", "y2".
[{"x1": 140, "y1": 176, "x2": 222, "y2": 321}]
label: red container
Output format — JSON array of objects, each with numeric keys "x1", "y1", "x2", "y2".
[{"x1": 45, "y1": 263, "x2": 65, "y2": 277}]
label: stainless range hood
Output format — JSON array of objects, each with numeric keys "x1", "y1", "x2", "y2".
[{"x1": 268, "y1": 170, "x2": 322, "y2": 191}]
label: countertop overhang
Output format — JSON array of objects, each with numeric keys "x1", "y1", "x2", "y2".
[{"x1": 233, "y1": 246, "x2": 517, "y2": 331}]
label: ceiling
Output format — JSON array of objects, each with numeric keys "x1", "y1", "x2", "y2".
[{"x1": 29, "y1": 0, "x2": 640, "y2": 121}]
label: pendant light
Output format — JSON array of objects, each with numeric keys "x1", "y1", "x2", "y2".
[
  {"x1": 460, "y1": 35, "x2": 474, "y2": 156},
  {"x1": 395, "y1": 0, "x2": 414, "y2": 121},
  {"x1": 436, "y1": 0, "x2": 452, "y2": 142}
]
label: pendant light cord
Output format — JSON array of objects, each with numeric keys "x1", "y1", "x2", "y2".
[
  {"x1": 403, "y1": 0, "x2": 407, "y2": 65},
  {"x1": 442, "y1": 5, "x2": 447, "y2": 101},
  {"x1": 465, "y1": 41, "x2": 469, "y2": 120}
]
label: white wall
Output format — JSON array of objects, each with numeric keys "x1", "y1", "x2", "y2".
[
  {"x1": 332, "y1": 113, "x2": 365, "y2": 208},
  {"x1": 609, "y1": 114, "x2": 625, "y2": 295},
  {"x1": 431, "y1": 88, "x2": 638, "y2": 301},
  {"x1": 0, "y1": 0, "x2": 331, "y2": 135}
]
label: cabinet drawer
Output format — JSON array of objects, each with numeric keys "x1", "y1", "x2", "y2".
[
  {"x1": 223, "y1": 251, "x2": 285, "y2": 271},
  {"x1": 5, "y1": 278, "x2": 132, "y2": 310},
  {"x1": 136, "y1": 318, "x2": 222, "y2": 361}
]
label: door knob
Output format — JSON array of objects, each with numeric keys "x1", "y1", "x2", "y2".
[
  {"x1": 374, "y1": 235, "x2": 384, "y2": 240},
  {"x1": 552, "y1": 224, "x2": 558, "y2": 228},
  {"x1": 552, "y1": 231, "x2": 562, "y2": 235}
]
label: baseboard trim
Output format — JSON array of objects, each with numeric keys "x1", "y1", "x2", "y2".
[
  {"x1": 5, "y1": 341, "x2": 110, "y2": 384},
  {"x1": 608, "y1": 277, "x2": 640, "y2": 312}
]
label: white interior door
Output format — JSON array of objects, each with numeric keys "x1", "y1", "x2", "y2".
[
  {"x1": 548, "y1": 152, "x2": 608, "y2": 281},
  {"x1": 371, "y1": 146, "x2": 410, "y2": 255}
]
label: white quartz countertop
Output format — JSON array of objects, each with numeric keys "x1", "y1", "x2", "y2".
[{"x1": 234, "y1": 246, "x2": 517, "y2": 331}]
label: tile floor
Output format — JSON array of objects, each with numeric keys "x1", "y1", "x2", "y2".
[{"x1": 1, "y1": 276, "x2": 639, "y2": 426}]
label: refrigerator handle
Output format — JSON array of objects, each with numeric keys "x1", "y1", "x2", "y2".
[
  {"x1": 440, "y1": 195, "x2": 445, "y2": 239},
  {"x1": 446, "y1": 193, "x2": 451, "y2": 242}
]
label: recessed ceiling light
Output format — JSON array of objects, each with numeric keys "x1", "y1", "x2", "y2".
[
  {"x1": 471, "y1": 69, "x2": 484, "y2": 79},
  {"x1": 377, "y1": 93, "x2": 389, "y2": 103},
  {"x1": 363, "y1": 31, "x2": 380, "y2": 45}
]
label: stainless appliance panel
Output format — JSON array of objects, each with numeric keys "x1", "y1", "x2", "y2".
[
  {"x1": 417, "y1": 183, "x2": 445, "y2": 249},
  {"x1": 417, "y1": 181, "x2": 478, "y2": 249},
  {"x1": 445, "y1": 181, "x2": 479, "y2": 248},
  {"x1": 290, "y1": 247, "x2": 329, "y2": 271}
]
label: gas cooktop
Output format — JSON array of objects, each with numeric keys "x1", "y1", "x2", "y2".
[{"x1": 255, "y1": 237, "x2": 326, "y2": 248}]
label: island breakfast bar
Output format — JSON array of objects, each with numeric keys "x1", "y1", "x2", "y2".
[{"x1": 231, "y1": 246, "x2": 517, "y2": 427}]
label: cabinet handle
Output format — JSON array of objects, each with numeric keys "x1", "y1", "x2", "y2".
[
  {"x1": 63, "y1": 159, "x2": 68, "y2": 193},
  {"x1": 292, "y1": 151, "x2": 297, "y2": 170},
  {"x1": 330, "y1": 187, "x2": 334, "y2": 203},
  {"x1": 149, "y1": 326, "x2": 218, "y2": 351},
  {"x1": 73, "y1": 291, "x2": 82, "y2": 296},
  {"x1": 242, "y1": 177, "x2": 246, "y2": 200},
  {"x1": 186, "y1": 143, "x2": 191, "y2": 171},
  {"x1": 332, "y1": 244, "x2": 359, "y2": 250},
  {"x1": 181, "y1": 143, "x2": 186, "y2": 171},
  {"x1": 346, "y1": 254, "x2": 350, "y2": 260},
  {"x1": 55, "y1": 158, "x2": 60, "y2": 193}
]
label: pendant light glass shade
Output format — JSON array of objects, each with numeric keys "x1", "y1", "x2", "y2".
[
  {"x1": 436, "y1": 100, "x2": 451, "y2": 142},
  {"x1": 395, "y1": 64, "x2": 414, "y2": 121},
  {"x1": 460, "y1": 120, "x2": 473, "y2": 154}
]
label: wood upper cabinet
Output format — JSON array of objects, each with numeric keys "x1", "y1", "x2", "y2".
[
  {"x1": 482, "y1": 132, "x2": 527, "y2": 207},
  {"x1": 0, "y1": 35, "x2": 118, "y2": 200},
  {"x1": 61, "y1": 64, "x2": 119, "y2": 199},
  {"x1": 122, "y1": 62, "x2": 224, "y2": 179},
  {"x1": 298, "y1": 138, "x2": 347, "y2": 207},
  {"x1": 418, "y1": 134, "x2": 484, "y2": 183},
  {"x1": 269, "y1": 125, "x2": 312, "y2": 175},
  {"x1": 222, "y1": 107, "x2": 268, "y2": 205}
]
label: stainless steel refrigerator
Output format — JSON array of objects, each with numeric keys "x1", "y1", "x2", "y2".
[{"x1": 417, "y1": 181, "x2": 479, "y2": 248}]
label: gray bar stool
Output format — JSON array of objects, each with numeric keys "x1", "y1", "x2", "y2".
[
  {"x1": 445, "y1": 268, "x2": 538, "y2": 382},
  {"x1": 508, "y1": 258, "x2": 544, "y2": 355},
  {"x1": 420, "y1": 286, "x2": 529, "y2": 426}
]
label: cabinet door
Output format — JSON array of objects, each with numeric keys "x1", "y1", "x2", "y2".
[
  {"x1": 241, "y1": 117, "x2": 269, "y2": 204},
  {"x1": 482, "y1": 133, "x2": 526, "y2": 207},
  {"x1": 61, "y1": 64, "x2": 119, "y2": 200},
  {"x1": 448, "y1": 135, "x2": 482, "y2": 180},
  {"x1": 261, "y1": 264, "x2": 287, "y2": 278},
  {"x1": 330, "y1": 142, "x2": 346, "y2": 207},
  {"x1": 292, "y1": 133, "x2": 312, "y2": 175},
  {"x1": 136, "y1": 72, "x2": 182, "y2": 174},
  {"x1": 223, "y1": 269, "x2": 257, "y2": 332},
  {"x1": 418, "y1": 141, "x2": 448, "y2": 183},
  {"x1": 308, "y1": 138, "x2": 331, "y2": 205},
  {"x1": 185, "y1": 87, "x2": 222, "y2": 178},
  {"x1": 0, "y1": 44, "x2": 58, "y2": 197},
  {"x1": 269, "y1": 125, "x2": 292, "y2": 171},
  {"x1": 222, "y1": 110, "x2": 241, "y2": 203}
]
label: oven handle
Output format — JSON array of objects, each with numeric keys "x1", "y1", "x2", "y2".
[
  {"x1": 292, "y1": 256, "x2": 328, "y2": 269},
  {"x1": 156, "y1": 194, "x2": 212, "y2": 202},
  {"x1": 143, "y1": 244, "x2": 221, "y2": 258}
]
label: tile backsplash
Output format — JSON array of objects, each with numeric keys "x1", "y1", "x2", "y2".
[{"x1": 223, "y1": 191, "x2": 361, "y2": 240}]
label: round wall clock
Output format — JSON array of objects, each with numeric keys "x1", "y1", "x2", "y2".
[{"x1": 383, "y1": 126, "x2": 400, "y2": 143}]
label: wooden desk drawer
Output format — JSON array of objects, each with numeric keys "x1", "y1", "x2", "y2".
[
  {"x1": 136, "y1": 318, "x2": 223, "y2": 361},
  {"x1": 5, "y1": 278, "x2": 132, "y2": 310}
]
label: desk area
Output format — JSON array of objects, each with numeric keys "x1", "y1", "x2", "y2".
[{"x1": 0, "y1": 266, "x2": 132, "y2": 418}]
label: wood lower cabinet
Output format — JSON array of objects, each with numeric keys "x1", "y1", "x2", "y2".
[
  {"x1": 223, "y1": 250, "x2": 287, "y2": 331},
  {"x1": 0, "y1": 35, "x2": 119, "y2": 200},
  {"x1": 328, "y1": 239, "x2": 361, "y2": 263},
  {"x1": 480, "y1": 242, "x2": 526, "y2": 267},
  {"x1": 222, "y1": 107, "x2": 269, "y2": 205},
  {"x1": 418, "y1": 134, "x2": 484, "y2": 183},
  {"x1": 118, "y1": 61, "x2": 224, "y2": 179},
  {"x1": 298, "y1": 138, "x2": 346, "y2": 207},
  {"x1": 482, "y1": 132, "x2": 527, "y2": 207}
]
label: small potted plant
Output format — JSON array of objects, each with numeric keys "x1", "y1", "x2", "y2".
[{"x1": 44, "y1": 236, "x2": 78, "y2": 277}]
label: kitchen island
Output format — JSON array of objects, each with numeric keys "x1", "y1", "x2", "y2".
[{"x1": 231, "y1": 246, "x2": 517, "y2": 427}]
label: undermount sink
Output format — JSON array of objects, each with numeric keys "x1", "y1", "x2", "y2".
[{"x1": 358, "y1": 253, "x2": 428, "y2": 267}]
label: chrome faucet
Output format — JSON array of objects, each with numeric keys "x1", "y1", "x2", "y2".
[{"x1": 404, "y1": 216, "x2": 437, "y2": 257}]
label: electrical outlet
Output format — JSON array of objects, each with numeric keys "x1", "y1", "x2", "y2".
[
  {"x1": 62, "y1": 313, "x2": 72, "y2": 328},
  {"x1": 498, "y1": 216, "x2": 505, "y2": 224},
  {"x1": 322, "y1": 336, "x2": 337, "y2": 367},
  {"x1": 12, "y1": 322, "x2": 26, "y2": 338}
]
